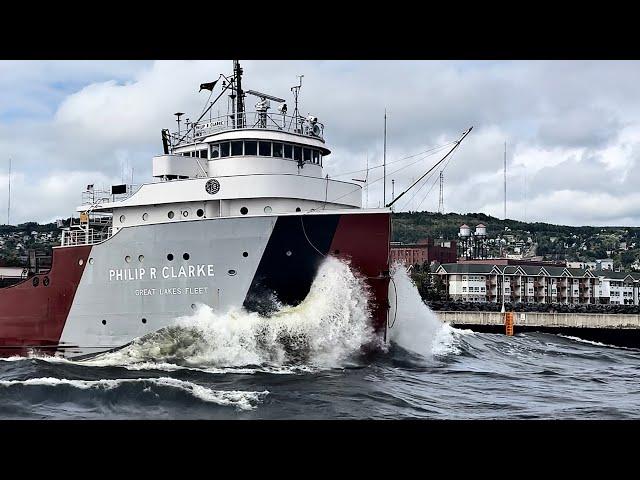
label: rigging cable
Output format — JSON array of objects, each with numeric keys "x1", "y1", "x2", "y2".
[
  {"x1": 386, "y1": 127, "x2": 473, "y2": 209},
  {"x1": 322, "y1": 143, "x2": 454, "y2": 207},
  {"x1": 400, "y1": 147, "x2": 459, "y2": 212},
  {"x1": 330, "y1": 141, "x2": 456, "y2": 179},
  {"x1": 413, "y1": 147, "x2": 459, "y2": 212}
]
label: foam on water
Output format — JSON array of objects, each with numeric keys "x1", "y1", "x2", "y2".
[
  {"x1": 388, "y1": 263, "x2": 461, "y2": 357},
  {"x1": 0, "y1": 376, "x2": 267, "y2": 410},
  {"x1": 87, "y1": 256, "x2": 377, "y2": 371}
]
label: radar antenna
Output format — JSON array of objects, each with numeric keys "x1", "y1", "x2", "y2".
[{"x1": 246, "y1": 90, "x2": 286, "y2": 128}]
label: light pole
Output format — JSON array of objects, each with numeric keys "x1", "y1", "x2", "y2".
[{"x1": 501, "y1": 267, "x2": 506, "y2": 314}]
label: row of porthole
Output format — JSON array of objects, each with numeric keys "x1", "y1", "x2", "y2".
[
  {"x1": 32, "y1": 276, "x2": 50, "y2": 287},
  {"x1": 241, "y1": 207, "x2": 302, "y2": 215},
  {"x1": 119, "y1": 206, "x2": 304, "y2": 223},
  {"x1": 102, "y1": 318, "x2": 146, "y2": 326},
  {"x1": 119, "y1": 209, "x2": 207, "y2": 224},
  {"x1": 83, "y1": 250, "x2": 249, "y2": 266},
  {"x1": 166, "y1": 253, "x2": 190, "y2": 261},
  {"x1": 101, "y1": 303, "x2": 203, "y2": 326}
]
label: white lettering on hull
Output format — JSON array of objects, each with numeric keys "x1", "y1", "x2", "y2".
[
  {"x1": 134, "y1": 286, "x2": 209, "y2": 296},
  {"x1": 109, "y1": 264, "x2": 215, "y2": 282}
]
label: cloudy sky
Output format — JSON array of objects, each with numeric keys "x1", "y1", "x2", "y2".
[{"x1": 1, "y1": 60, "x2": 639, "y2": 227}]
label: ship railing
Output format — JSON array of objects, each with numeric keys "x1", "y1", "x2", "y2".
[
  {"x1": 61, "y1": 227, "x2": 113, "y2": 247},
  {"x1": 170, "y1": 112, "x2": 324, "y2": 146},
  {"x1": 81, "y1": 184, "x2": 143, "y2": 207}
]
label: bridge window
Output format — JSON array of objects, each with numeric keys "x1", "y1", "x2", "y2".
[
  {"x1": 273, "y1": 143, "x2": 283, "y2": 158},
  {"x1": 231, "y1": 141, "x2": 243, "y2": 156},
  {"x1": 220, "y1": 142, "x2": 230, "y2": 157},
  {"x1": 210, "y1": 144, "x2": 220, "y2": 159},
  {"x1": 294, "y1": 146, "x2": 302, "y2": 162},
  {"x1": 199, "y1": 149, "x2": 208, "y2": 159},
  {"x1": 244, "y1": 140, "x2": 257, "y2": 156},
  {"x1": 312, "y1": 149, "x2": 319, "y2": 164},
  {"x1": 259, "y1": 141, "x2": 271, "y2": 156},
  {"x1": 283, "y1": 144, "x2": 292, "y2": 159},
  {"x1": 303, "y1": 148, "x2": 311, "y2": 162}
]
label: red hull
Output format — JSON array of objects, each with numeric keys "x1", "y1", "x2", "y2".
[
  {"x1": 0, "y1": 246, "x2": 91, "y2": 354},
  {"x1": 330, "y1": 213, "x2": 391, "y2": 334}
]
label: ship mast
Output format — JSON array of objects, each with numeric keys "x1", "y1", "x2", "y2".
[{"x1": 234, "y1": 60, "x2": 245, "y2": 129}]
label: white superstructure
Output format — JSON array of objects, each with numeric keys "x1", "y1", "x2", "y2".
[{"x1": 61, "y1": 61, "x2": 365, "y2": 247}]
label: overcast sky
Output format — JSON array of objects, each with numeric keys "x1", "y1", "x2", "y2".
[{"x1": 1, "y1": 60, "x2": 639, "y2": 227}]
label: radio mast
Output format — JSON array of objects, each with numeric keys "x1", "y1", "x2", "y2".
[
  {"x1": 383, "y1": 109, "x2": 387, "y2": 207},
  {"x1": 503, "y1": 141, "x2": 507, "y2": 221},
  {"x1": 438, "y1": 170, "x2": 444, "y2": 214},
  {"x1": 7, "y1": 158, "x2": 11, "y2": 225}
]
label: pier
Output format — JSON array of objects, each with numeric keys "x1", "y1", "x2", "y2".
[{"x1": 437, "y1": 311, "x2": 640, "y2": 347}]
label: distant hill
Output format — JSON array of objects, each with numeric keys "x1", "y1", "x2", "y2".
[{"x1": 391, "y1": 211, "x2": 640, "y2": 270}]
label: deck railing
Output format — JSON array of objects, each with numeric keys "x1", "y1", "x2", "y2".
[{"x1": 170, "y1": 112, "x2": 325, "y2": 146}]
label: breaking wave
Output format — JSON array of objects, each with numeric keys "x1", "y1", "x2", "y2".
[
  {"x1": 388, "y1": 263, "x2": 462, "y2": 357},
  {"x1": 87, "y1": 256, "x2": 378, "y2": 371}
]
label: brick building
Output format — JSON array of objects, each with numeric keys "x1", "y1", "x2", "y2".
[{"x1": 390, "y1": 238, "x2": 457, "y2": 266}]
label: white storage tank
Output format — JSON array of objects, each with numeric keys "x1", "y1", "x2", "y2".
[
  {"x1": 475, "y1": 223, "x2": 487, "y2": 236},
  {"x1": 459, "y1": 224, "x2": 470, "y2": 237}
]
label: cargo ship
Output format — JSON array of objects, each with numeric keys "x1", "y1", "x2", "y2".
[{"x1": 0, "y1": 61, "x2": 392, "y2": 358}]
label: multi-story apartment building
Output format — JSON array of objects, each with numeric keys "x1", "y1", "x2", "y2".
[{"x1": 435, "y1": 263, "x2": 640, "y2": 305}]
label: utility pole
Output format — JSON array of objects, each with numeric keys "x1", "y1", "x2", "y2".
[
  {"x1": 383, "y1": 109, "x2": 387, "y2": 207},
  {"x1": 438, "y1": 170, "x2": 444, "y2": 214}
]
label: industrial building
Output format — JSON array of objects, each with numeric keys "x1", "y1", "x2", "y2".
[{"x1": 389, "y1": 238, "x2": 457, "y2": 265}]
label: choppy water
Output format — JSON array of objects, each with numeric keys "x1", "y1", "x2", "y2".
[{"x1": 1, "y1": 257, "x2": 639, "y2": 419}]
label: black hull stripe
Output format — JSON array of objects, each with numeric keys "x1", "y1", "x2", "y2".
[{"x1": 243, "y1": 215, "x2": 340, "y2": 314}]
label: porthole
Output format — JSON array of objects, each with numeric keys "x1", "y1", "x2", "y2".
[
  {"x1": 32, "y1": 277, "x2": 39, "y2": 287},
  {"x1": 242, "y1": 252, "x2": 248, "y2": 258},
  {"x1": 43, "y1": 276, "x2": 50, "y2": 287},
  {"x1": 125, "y1": 255, "x2": 131, "y2": 263},
  {"x1": 264, "y1": 206, "x2": 272, "y2": 214},
  {"x1": 138, "y1": 255, "x2": 144, "y2": 263},
  {"x1": 240, "y1": 207, "x2": 248, "y2": 215},
  {"x1": 182, "y1": 210, "x2": 189, "y2": 218},
  {"x1": 78, "y1": 259, "x2": 84, "y2": 266},
  {"x1": 191, "y1": 304, "x2": 197, "y2": 310},
  {"x1": 183, "y1": 253, "x2": 190, "y2": 261},
  {"x1": 286, "y1": 250, "x2": 292, "y2": 257},
  {"x1": 296, "y1": 207, "x2": 301, "y2": 212},
  {"x1": 142, "y1": 213, "x2": 149, "y2": 221},
  {"x1": 197, "y1": 209, "x2": 204, "y2": 217},
  {"x1": 167, "y1": 254, "x2": 174, "y2": 261},
  {"x1": 119, "y1": 215, "x2": 126, "y2": 223},
  {"x1": 228, "y1": 269, "x2": 237, "y2": 276},
  {"x1": 89, "y1": 258, "x2": 94, "y2": 265},
  {"x1": 168, "y1": 211, "x2": 175, "y2": 219},
  {"x1": 102, "y1": 320, "x2": 107, "y2": 325},
  {"x1": 141, "y1": 318, "x2": 147, "y2": 324}
]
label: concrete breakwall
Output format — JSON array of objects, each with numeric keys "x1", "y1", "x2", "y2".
[
  {"x1": 437, "y1": 311, "x2": 640, "y2": 329},
  {"x1": 436, "y1": 311, "x2": 640, "y2": 347}
]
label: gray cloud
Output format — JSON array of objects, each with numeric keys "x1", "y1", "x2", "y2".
[{"x1": 2, "y1": 60, "x2": 640, "y2": 226}]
